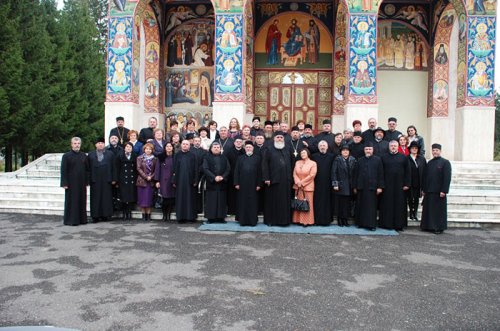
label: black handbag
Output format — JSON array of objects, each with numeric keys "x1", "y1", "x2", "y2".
[
  {"x1": 291, "y1": 188, "x2": 310, "y2": 212},
  {"x1": 154, "y1": 189, "x2": 163, "y2": 209}
]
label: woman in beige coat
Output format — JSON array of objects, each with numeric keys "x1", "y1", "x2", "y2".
[{"x1": 292, "y1": 148, "x2": 317, "y2": 226}]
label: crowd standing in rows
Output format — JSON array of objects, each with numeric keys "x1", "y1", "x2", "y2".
[{"x1": 61, "y1": 115, "x2": 452, "y2": 234}]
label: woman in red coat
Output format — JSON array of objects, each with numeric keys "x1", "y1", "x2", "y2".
[{"x1": 398, "y1": 135, "x2": 409, "y2": 156}]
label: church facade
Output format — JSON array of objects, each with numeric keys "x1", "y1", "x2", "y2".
[{"x1": 105, "y1": 0, "x2": 496, "y2": 160}]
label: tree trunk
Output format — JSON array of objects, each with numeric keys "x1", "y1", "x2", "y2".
[{"x1": 4, "y1": 145, "x2": 13, "y2": 172}]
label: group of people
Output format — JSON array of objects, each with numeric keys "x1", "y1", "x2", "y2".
[{"x1": 61, "y1": 115, "x2": 451, "y2": 234}]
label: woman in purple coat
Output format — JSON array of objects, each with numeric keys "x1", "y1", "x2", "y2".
[
  {"x1": 155, "y1": 142, "x2": 176, "y2": 221},
  {"x1": 136, "y1": 143, "x2": 157, "y2": 221}
]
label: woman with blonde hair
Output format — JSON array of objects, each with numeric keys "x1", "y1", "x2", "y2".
[{"x1": 292, "y1": 148, "x2": 317, "y2": 226}]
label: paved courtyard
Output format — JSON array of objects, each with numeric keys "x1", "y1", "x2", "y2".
[{"x1": 0, "y1": 213, "x2": 499, "y2": 331}]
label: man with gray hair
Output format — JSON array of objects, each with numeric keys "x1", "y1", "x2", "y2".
[
  {"x1": 311, "y1": 140, "x2": 334, "y2": 225},
  {"x1": 61, "y1": 137, "x2": 88, "y2": 226}
]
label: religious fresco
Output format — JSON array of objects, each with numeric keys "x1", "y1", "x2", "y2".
[
  {"x1": 215, "y1": 14, "x2": 243, "y2": 99},
  {"x1": 107, "y1": 17, "x2": 133, "y2": 96},
  {"x1": 428, "y1": 4, "x2": 454, "y2": 117},
  {"x1": 379, "y1": 3, "x2": 431, "y2": 40},
  {"x1": 244, "y1": 0, "x2": 255, "y2": 113},
  {"x1": 254, "y1": 2, "x2": 333, "y2": 69},
  {"x1": 165, "y1": 20, "x2": 215, "y2": 68},
  {"x1": 254, "y1": 13, "x2": 333, "y2": 69},
  {"x1": 214, "y1": 0, "x2": 243, "y2": 13},
  {"x1": 466, "y1": 0, "x2": 497, "y2": 16},
  {"x1": 333, "y1": 0, "x2": 348, "y2": 115},
  {"x1": 110, "y1": 0, "x2": 138, "y2": 17},
  {"x1": 165, "y1": 111, "x2": 213, "y2": 132},
  {"x1": 466, "y1": 16, "x2": 495, "y2": 103},
  {"x1": 164, "y1": 5, "x2": 215, "y2": 39},
  {"x1": 165, "y1": 69, "x2": 215, "y2": 108},
  {"x1": 377, "y1": 22, "x2": 429, "y2": 71},
  {"x1": 347, "y1": 0, "x2": 379, "y2": 14},
  {"x1": 348, "y1": 15, "x2": 376, "y2": 102}
]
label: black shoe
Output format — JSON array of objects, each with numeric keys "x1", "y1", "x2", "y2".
[
  {"x1": 369, "y1": 227, "x2": 376, "y2": 231},
  {"x1": 142, "y1": 213, "x2": 146, "y2": 221},
  {"x1": 178, "y1": 219, "x2": 186, "y2": 224},
  {"x1": 433, "y1": 230, "x2": 443, "y2": 234},
  {"x1": 91, "y1": 218, "x2": 99, "y2": 223}
]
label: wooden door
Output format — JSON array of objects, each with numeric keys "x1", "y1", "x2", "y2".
[{"x1": 268, "y1": 84, "x2": 318, "y2": 127}]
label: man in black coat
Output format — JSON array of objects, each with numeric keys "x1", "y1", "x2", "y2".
[
  {"x1": 109, "y1": 116, "x2": 130, "y2": 146},
  {"x1": 287, "y1": 126, "x2": 305, "y2": 168},
  {"x1": 217, "y1": 126, "x2": 234, "y2": 154},
  {"x1": 87, "y1": 137, "x2": 117, "y2": 223},
  {"x1": 234, "y1": 142, "x2": 262, "y2": 226},
  {"x1": 202, "y1": 142, "x2": 230, "y2": 223},
  {"x1": 384, "y1": 117, "x2": 403, "y2": 142},
  {"x1": 408, "y1": 141, "x2": 427, "y2": 221},
  {"x1": 250, "y1": 116, "x2": 264, "y2": 137},
  {"x1": 311, "y1": 140, "x2": 334, "y2": 226},
  {"x1": 262, "y1": 132, "x2": 293, "y2": 226},
  {"x1": 379, "y1": 140, "x2": 411, "y2": 231},
  {"x1": 312, "y1": 119, "x2": 335, "y2": 154},
  {"x1": 373, "y1": 127, "x2": 389, "y2": 157},
  {"x1": 172, "y1": 140, "x2": 198, "y2": 223},
  {"x1": 421, "y1": 144, "x2": 452, "y2": 234},
  {"x1": 332, "y1": 145, "x2": 357, "y2": 226},
  {"x1": 350, "y1": 131, "x2": 365, "y2": 159},
  {"x1": 191, "y1": 135, "x2": 207, "y2": 214},
  {"x1": 300, "y1": 124, "x2": 316, "y2": 150},
  {"x1": 224, "y1": 137, "x2": 245, "y2": 217},
  {"x1": 361, "y1": 117, "x2": 377, "y2": 143},
  {"x1": 139, "y1": 116, "x2": 158, "y2": 144},
  {"x1": 61, "y1": 137, "x2": 88, "y2": 226},
  {"x1": 353, "y1": 143, "x2": 384, "y2": 231}
]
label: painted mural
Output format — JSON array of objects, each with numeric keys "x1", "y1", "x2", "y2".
[
  {"x1": 254, "y1": 2, "x2": 333, "y2": 69},
  {"x1": 377, "y1": 22, "x2": 429, "y2": 71},
  {"x1": 333, "y1": 0, "x2": 348, "y2": 115},
  {"x1": 466, "y1": 0, "x2": 497, "y2": 16},
  {"x1": 164, "y1": 5, "x2": 215, "y2": 39},
  {"x1": 467, "y1": 16, "x2": 495, "y2": 102},
  {"x1": 254, "y1": 13, "x2": 333, "y2": 69},
  {"x1": 165, "y1": 111, "x2": 213, "y2": 132},
  {"x1": 214, "y1": 0, "x2": 243, "y2": 13},
  {"x1": 215, "y1": 14, "x2": 243, "y2": 99},
  {"x1": 448, "y1": 0, "x2": 469, "y2": 108},
  {"x1": 244, "y1": 0, "x2": 255, "y2": 113},
  {"x1": 165, "y1": 69, "x2": 215, "y2": 107},
  {"x1": 347, "y1": 0, "x2": 380, "y2": 14},
  {"x1": 110, "y1": 0, "x2": 138, "y2": 17},
  {"x1": 107, "y1": 17, "x2": 133, "y2": 96},
  {"x1": 165, "y1": 20, "x2": 215, "y2": 68},
  {"x1": 348, "y1": 15, "x2": 376, "y2": 102}
]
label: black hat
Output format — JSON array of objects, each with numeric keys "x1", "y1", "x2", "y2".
[
  {"x1": 353, "y1": 131, "x2": 362, "y2": 137},
  {"x1": 96, "y1": 137, "x2": 105, "y2": 143},
  {"x1": 291, "y1": 126, "x2": 300, "y2": 132},
  {"x1": 304, "y1": 124, "x2": 313, "y2": 130},
  {"x1": 409, "y1": 141, "x2": 420, "y2": 149},
  {"x1": 252, "y1": 116, "x2": 261, "y2": 122},
  {"x1": 264, "y1": 120, "x2": 273, "y2": 126},
  {"x1": 431, "y1": 143, "x2": 442, "y2": 150},
  {"x1": 245, "y1": 140, "x2": 254, "y2": 146},
  {"x1": 364, "y1": 141, "x2": 374, "y2": 148},
  {"x1": 340, "y1": 144, "x2": 350, "y2": 151},
  {"x1": 322, "y1": 119, "x2": 331, "y2": 125},
  {"x1": 373, "y1": 127, "x2": 385, "y2": 136},
  {"x1": 109, "y1": 133, "x2": 118, "y2": 138},
  {"x1": 388, "y1": 117, "x2": 397, "y2": 123},
  {"x1": 185, "y1": 133, "x2": 195, "y2": 140},
  {"x1": 273, "y1": 131, "x2": 285, "y2": 137},
  {"x1": 116, "y1": 116, "x2": 124, "y2": 121}
]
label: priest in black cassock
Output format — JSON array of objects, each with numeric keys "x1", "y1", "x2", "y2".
[
  {"x1": 311, "y1": 120, "x2": 335, "y2": 154},
  {"x1": 262, "y1": 132, "x2": 293, "y2": 226},
  {"x1": 202, "y1": 141, "x2": 230, "y2": 223},
  {"x1": 224, "y1": 137, "x2": 244, "y2": 217},
  {"x1": 61, "y1": 137, "x2": 88, "y2": 226},
  {"x1": 87, "y1": 137, "x2": 117, "y2": 223},
  {"x1": 190, "y1": 135, "x2": 207, "y2": 214},
  {"x1": 421, "y1": 144, "x2": 451, "y2": 234},
  {"x1": 379, "y1": 140, "x2": 411, "y2": 231},
  {"x1": 109, "y1": 116, "x2": 130, "y2": 147},
  {"x1": 172, "y1": 140, "x2": 198, "y2": 223},
  {"x1": 311, "y1": 140, "x2": 334, "y2": 226},
  {"x1": 234, "y1": 142, "x2": 262, "y2": 226},
  {"x1": 353, "y1": 143, "x2": 384, "y2": 231}
]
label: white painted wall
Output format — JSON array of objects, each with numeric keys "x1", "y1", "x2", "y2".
[{"x1": 377, "y1": 70, "x2": 429, "y2": 156}]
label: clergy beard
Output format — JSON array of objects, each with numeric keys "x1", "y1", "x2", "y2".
[
  {"x1": 246, "y1": 152, "x2": 253, "y2": 156},
  {"x1": 72, "y1": 148, "x2": 80, "y2": 152},
  {"x1": 264, "y1": 132, "x2": 273, "y2": 139},
  {"x1": 274, "y1": 141, "x2": 285, "y2": 149}
]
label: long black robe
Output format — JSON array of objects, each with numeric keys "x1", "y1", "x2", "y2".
[
  {"x1": 350, "y1": 142, "x2": 365, "y2": 160},
  {"x1": 87, "y1": 150, "x2": 117, "y2": 219},
  {"x1": 312, "y1": 132, "x2": 335, "y2": 154},
  {"x1": 311, "y1": 152, "x2": 334, "y2": 225},
  {"x1": 61, "y1": 150, "x2": 88, "y2": 225},
  {"x1": 172, "y1": 151, "x2": 198, "y2": 221},
  {"x1": 331, "y1": 155, "x2": 357, "y2": 220},
  {"x1": 379, "y1": 153, "x2": 411, "y2": 230},
  {"x1": 353, "y1": 155, "x2": 384, "y2": 229},
  {"x1": 203, "y1": 153, "x2": 230, "y2": 220},
  {"x1": 191, "y1": 146, "x2": 207, "y2": 214},
  {"x1": 234, "y1": 154, "x2": 262, "y2": 226},
  {"x1": 262, "y1": 146, "x2": 292, "y2": 226},
  {"x1": 253, "y1": 144, "x2": 268, "y2": 214},
  {"x1": 224, "y1": 146, "x2": 244, "y2": 216},
  {"x1": 421, "y1": 157, "x2": 451, "y2": 232},
  {"x1": 408, "y1": 154, "x2": 427, "y2": 218},
  {"x1": 115, "y1": 151, "x2": 137, "y2": 203}
]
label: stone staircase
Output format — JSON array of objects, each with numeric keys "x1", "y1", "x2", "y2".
[{"x1": 0, "y1": 154, "x2": 499, "y2": 227}]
